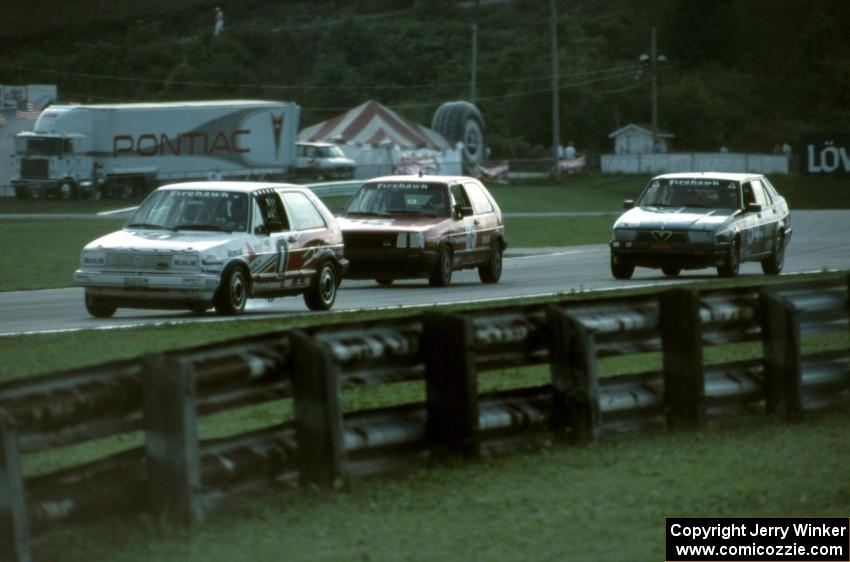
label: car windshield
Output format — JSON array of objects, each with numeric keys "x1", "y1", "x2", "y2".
[
  {"x1": 344, "y1": 181, "x2": 450, "y2": 217},
  {"x1": 638, "y1": 178, "x2": 741, "y2": 209},
  {"x1": 318, "y1": 145, "x2": 345, "y2": 158},
  {"x1": 126, "y1": 189, "x2": 250, "y2": 232}
]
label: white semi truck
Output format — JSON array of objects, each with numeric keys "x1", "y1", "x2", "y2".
[{"x1": 11, "y1": 100, "x2": 300, "y2": 199}]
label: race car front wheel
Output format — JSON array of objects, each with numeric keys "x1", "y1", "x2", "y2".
[
  {"x1": 214, "y1": 266, "x2": 249, "y2": 315},
  {"x1": 85, "y1": 291, "x2": 117, "y2": 318},
  {"x1": 717, "y1": 239, "x2": 740, "y2": 277},
  {"x1": 610, "y1": 255, "x2": 635, "y2": 280},
  {"x1": 429, "y1": 245, "x2": 453, "y2": 287}
]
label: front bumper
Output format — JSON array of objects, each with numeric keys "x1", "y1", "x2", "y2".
[
  {"x1": 74, "y1": 270, "x2": 221, "y2": 308},
  {"x1": 344, "y1": 249, "x2": 438, "y2": 279},
  {"x1": 609, "y1": 240, "x2": 731, "y2": 269}
]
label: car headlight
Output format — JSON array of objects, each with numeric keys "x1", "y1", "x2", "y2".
[
  {"x1": 687, "y1": 231, "x2": 714, "y2": 244},
  {"x1": 81, "y1": 250, "x2": 106, "y2": 267},
  {"x1": 395, "y1": 232, "x2": 425, "y2": 249},
  {"x1": 614, "y1": 228, "x2": 638, "y2": 242},
  {"x1": 171, "y1": 254, "x2": 200, "y2": 270}
]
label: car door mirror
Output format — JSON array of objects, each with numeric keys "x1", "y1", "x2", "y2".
[
  {"x1": 623, "y1": 199, "x2": 634, "y2": 210},
  {"x1": 745, "y1": 203, "x2": 762, "y2": 213},
  {"x1": 454, "y1": 204, "x2": 474, "y2": 219}
]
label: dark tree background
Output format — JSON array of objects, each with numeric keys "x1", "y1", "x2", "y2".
[{"x1": 2, "y1": 0, "x2": 849, "y2": 157}]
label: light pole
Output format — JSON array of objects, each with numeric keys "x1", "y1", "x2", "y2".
[
  {"x1": 550, "y1": 0, "x2": 560, "y2": 180},
  {"x1": 640, "y1": 27, "x2": 667, "y2": 152}
]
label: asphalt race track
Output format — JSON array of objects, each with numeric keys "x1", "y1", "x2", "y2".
[{"x1": 1, "y1": 210, "x2": 848, "y2": 336}]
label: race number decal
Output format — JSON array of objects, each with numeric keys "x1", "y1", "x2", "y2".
[
  {"x1": 276, "y1": 239, "x2": 289, "y2": 278},
  {"x1": 464, "y1": 219, "x2": 476, "y2": 249}
]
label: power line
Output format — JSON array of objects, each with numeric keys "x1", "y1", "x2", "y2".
[{"x1": 0, "y1": 63, "x2": 637, "y2": 93}]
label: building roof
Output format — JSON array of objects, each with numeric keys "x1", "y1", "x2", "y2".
[
  {"x1": 299, "y1": 100, "x2": 453, "y2": 151},
  {"x1": 608, "y1": 123, "x2": 675, "y2": 139}
]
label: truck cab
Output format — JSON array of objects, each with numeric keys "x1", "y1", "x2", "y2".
[{"x1": 12, "y1": 106, "x2": 95, "y2": 199}]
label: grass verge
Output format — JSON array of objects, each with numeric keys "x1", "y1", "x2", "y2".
[{"x1": 34, "y1": 402, "x2": 850, "y2": 562}]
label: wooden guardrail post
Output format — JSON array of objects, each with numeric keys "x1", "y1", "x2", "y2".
[
  {"x1": 0, "y1": 416, "x2": 30, "y2": 562},
  {"x1": 142, "y1": 354, "x2": 203, "y2": 526},
  {"x1": 547, "y1": 306, "x2": 600, "y2": 443},
  {"x1": 290, "y1": 331, "x2": 347, "y2": 490},
  {"x1": 759, "y1": 290, "x2": 802, "y2": 421},
  {"x1": 660, "y1": 289, "x2": 705, "y2": 428},
  {"x1": 422, "y1": 312, "x2": 480, "y2": 458}
]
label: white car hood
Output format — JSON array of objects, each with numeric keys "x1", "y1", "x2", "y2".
[{"x1": 84, "y1": 228, "x2": 249, "y2": 253}]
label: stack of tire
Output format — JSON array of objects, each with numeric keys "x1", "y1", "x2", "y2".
[{"x1": 431, "y1": 101, "x2": 486, "y2": 176}]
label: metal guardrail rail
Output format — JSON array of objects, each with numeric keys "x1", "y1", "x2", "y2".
[{"x1": 0, "y1": 275, "x2": 848, "y2": 561}]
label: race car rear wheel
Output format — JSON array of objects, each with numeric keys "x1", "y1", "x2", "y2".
[
  {"x1": 85, "y1": 291, "x2": 117, "y2": 318},
  {"x1": 304, "y1": 260, "x2": 338, "y2": 311},
  {"x1": 761, "y1": 232, "x2": 785, "y2": 275},
  {"x1": 428, "y1": 245, "x2": 453, "y2": 287},
  {"x1": 214, "y1": 265, "x2": 249, "y2": 315},
  {"x1": 717, "y1": 239, "x2": 740, "y2": 277},
  {"x1": 610, "y1": 255, "x2": 635, "y2": 280},
  {"x1": 478, "y1": 241, "x2": 503, "y2": 283},
  {"x1": 661, "y1": 265, "x2": 681, "y2": 277}
]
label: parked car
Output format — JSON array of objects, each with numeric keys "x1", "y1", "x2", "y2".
[
  {"x1": 295, "y1": 141, "x2": 356, "y2": 180},
  {"x1": 609, "y1": 172, "x2": 791, "y2": 279},
  {"x1": 75, "y1": 182, "x2": 347, "y2": 317},
  {"x1": 337, "y1": 175, "x2": 507, "y2": 286}
]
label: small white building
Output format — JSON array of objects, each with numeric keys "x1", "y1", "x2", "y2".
[{"x1": 609, "y1": 123, "x2": 674, "y2": 154}]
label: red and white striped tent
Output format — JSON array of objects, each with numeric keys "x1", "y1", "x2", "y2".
[
  {"x1": 299, "y1": 100, "x2": 462, "y2": 178},
  {"x1": 300, "y1": 100, "x2": 453, "y2": 151}
]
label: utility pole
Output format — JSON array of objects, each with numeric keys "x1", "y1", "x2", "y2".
[
  {"x1": 650, "y1": 26, "x2": 658, "y2": 153},
  {"x1": 471, "y1": 0, "x2": 479, "y2": 102},
  {"x1": 550, "y1": 0, "x2": 560, "y2": 181}
]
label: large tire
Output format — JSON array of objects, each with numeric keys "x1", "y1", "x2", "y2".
[
  {"x1": 478, "y1": 241, "x2": 503, "y2": 283},
  {"x1": 60, "y1": 180, "x2": 77, "y2": 201},
  {"x1": 661, "y1": 265, "x2": 681, "y2": 277},
  {"x1": 717, "y1": 238, "x2": 740, "y2": 277},
  {"x1": 85, "y1": 291, "x2": 117, "y2": 318},
  {"x1": 428, "y1": 245, "x2": 453, "y2": 287},
  {"x1": 214, "y1": 265, "x2": 249, "y2": 315},
  {"x1": 761, "y1": 232, "x2": 785, "y2": 275},
  {"x1": 304, "y1": 260, "x2": 338, "y2": 311},
  {"x1": 610, "y1": 254, "x2": 635, "y2": 280},
  {"x1": 431, "y1": 101, "x2": 485, "y2": 175}
]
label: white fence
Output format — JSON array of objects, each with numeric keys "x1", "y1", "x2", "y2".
[{"x1": 601, "y1": 152, "x2": 790, "y2": 175}]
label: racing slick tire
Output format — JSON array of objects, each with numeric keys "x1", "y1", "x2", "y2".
[
  {"x1": 428, "y1": 245, "x2": 454, "y2": 287},
  {"x1": 214, "y1": 265, "x2": 249, "y2": 315},
  {"x1": 304, "y1": 260, "x2": 338, "y2": 311},
  {"x1": 760, "y1": 232, "x2": 786, "y2": 275},
  {"x1": 432, "y1": 101, "x2": 485, "y2": 175},
  {"x1": 610, "y1": 254, "x2": 635, "y2": 280},
  {"x1": 478, "y1": 241, "x2": 503, "y2": 284},
  {"x1": 661, "y1": 265, "x2": 681, "y2": 277},
  {"x1": 717, "y1": 238, "x2": 741, "y2": 278},
  {"x1": 85, "y1": 291, "x2": 117, "y2": 318},
  {"x1": 60, "y1": 180, "x2": 77, "y2": 201}
]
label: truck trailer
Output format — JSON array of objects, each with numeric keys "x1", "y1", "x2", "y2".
[{"x1": 11, "y1": 100, "x2": 300, "y2": 199}]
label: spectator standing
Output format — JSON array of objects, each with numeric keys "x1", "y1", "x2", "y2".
[
  {"x1": 214, "y1": 7, "x2": 224, "y2": 35},
  {"x1": 565, "y1": 141, "x2": 576, "y2": 160}
]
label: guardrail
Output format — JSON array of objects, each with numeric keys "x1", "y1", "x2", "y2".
[{"x1": 1, "y1": 275, "x2": 848, "y2": 561}]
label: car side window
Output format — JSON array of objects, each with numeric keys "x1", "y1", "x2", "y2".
[
  {"x1": 748, "y1": 181, "x2": 768, "y2": 207},
  {"x1": 464, "y1": 182, "x2": 494, "y2": 214},
  {"x1": 257, "y1": 192, "x2": 290, "y2": 233},
  {"x1": 282, "y1": 191, "x2": 327, "y2": 230},
  {"x1": 752, "y1": 179, "x2": 773, "y2": 205},
  {"x1": 450, "y1": 184, "x2": 472, "y2": 210}
]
